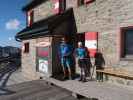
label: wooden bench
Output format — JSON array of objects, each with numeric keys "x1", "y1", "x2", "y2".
[{"x1": 96, "y1": 67, "x2": 133, "y2": 81}]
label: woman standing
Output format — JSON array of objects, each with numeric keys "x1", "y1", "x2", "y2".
[{"x1": 94, "y1": 50, "x2": 105, "y2": 82}]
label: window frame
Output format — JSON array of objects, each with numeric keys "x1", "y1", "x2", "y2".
[
  {"x1": 52, "y1": 0, "x2": 66, "y2": 14},
  {"x1": 84, "y1": 0, "x2": 95, "y2": 4},
  {"x1": 24, "y1": 42, "x2": 30, "y2": 53},
  {"x1": 120, "y1": 26, "x2": 133, "y2": 59},
  {"x1": 59, "y1": 0, "x2": 66, "y2": 13},
  {"x1": 26, "y1": 10, "x2": 34, "y2": 27},
  {"x1": 77, "y1": 0, "x2": 84, "y2": 6}
]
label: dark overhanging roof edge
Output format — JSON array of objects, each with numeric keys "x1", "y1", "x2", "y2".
[
  {"x1": 22, "y1": 0, "x2": 47, "y2": 11},
  {"x1": 16, "y1": 30, "x2": 50, "y2": 40},
  {"x1": 17, "y1": 26, "x2": 48, "y2": 36}
]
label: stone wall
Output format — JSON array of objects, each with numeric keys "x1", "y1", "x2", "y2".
[
  {"x1": 21, "y1": 37, "x2": 53, "y2": 79},
  {"x1": 68, "y1": 0, "x2": 133, "y2": 86},
  {"x1": 34, "y1": 0, "x2": 53, "y2": 22},
  {"x1": 66, "y1": 0, "x2": 77, "y2": 9},
  {"x1": 21, "y1": 39, "x2": 39, "y2": 80},
  {"x1": 21, "y1": 0, "x2": 133, "y2": 84},
  {"x1": 72, "y1": 0, "x2": 133, "y2": 67},
  {"x1": 52, "y1": 0, "x2": 133, "y2": 85}
]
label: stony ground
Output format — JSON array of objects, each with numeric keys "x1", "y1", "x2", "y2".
[
  {"x1": 0, "y1": 62, "x2": 133, "y2": 100},
  {"x1": 45, "y1": 78, "x2": 133, "y2": 100},
  {"x1": 0, "y1": 62, "x2": 89, "y2": 100},
  {"x1": 0, "y1": 80, "x2": 89, "y2": 100},
  {"x1": 0, "y1": 62, "x2": 30, "y2": 87}
]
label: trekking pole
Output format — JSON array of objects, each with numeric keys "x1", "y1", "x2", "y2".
[{"x1": 91, "y1": 65, "x2": 95, "y2": 79}]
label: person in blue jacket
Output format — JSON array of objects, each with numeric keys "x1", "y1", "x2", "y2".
[
  {"x1": 75, "y1": 42, "x2": 89, "y2": 82},
  {"x1": 59, "y1": 38, "x2": 73, "y2": 80}
]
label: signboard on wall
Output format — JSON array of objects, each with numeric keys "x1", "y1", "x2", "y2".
[
  {"x1": 38, "y1": 58, "x2": 48, "y2": 73},
  {"x1": 85, "y1": 32, "x2": 98, "y2": 57},
  {"x1": 36, "y1": 42, "x2": 51, "y2": 47},
  {"x1": 37, "y1": 46, "x2": 49, "y2": 73}
]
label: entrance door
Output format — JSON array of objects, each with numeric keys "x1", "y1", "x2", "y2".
[
  {"x1": 85, "y1": 32, "x2": 98, "y2": 57},
  {"x1": 76, "y1": 32, "x2": 98, "y2": 57},
  {"x1": 76, "y1": 33, "x2": 85, "y2": 45},
  {"x1": 52, "y1": 37, "x2": 63, "y2": 76}
]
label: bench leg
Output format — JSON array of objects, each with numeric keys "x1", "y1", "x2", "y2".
[{"x1": 105, "y1": 74, "x2": 108, "y2": 81}]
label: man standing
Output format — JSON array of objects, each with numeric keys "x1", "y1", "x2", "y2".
[
  {"x1": 59, "y1": 38, "x2": 73, "y2": 80},
  {"x1": 75, "y1": 42, "x2": 90, "y2": 82}
]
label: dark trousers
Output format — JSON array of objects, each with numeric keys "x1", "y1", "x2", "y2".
[
  {"x1": 96, "y1": 67, "x2": 103, "y2": 81},
  {"x1": 78, "y1": 59, "x2": 87, "y2": 80}
]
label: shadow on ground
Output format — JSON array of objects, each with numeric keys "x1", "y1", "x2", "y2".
[{"x1": 0, "y1": 62, "x2": 19, "y2": 95}]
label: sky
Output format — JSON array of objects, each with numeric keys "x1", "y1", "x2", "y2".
[{"x1": 0, "y1": 0, "x2": 29, "y2": 47}]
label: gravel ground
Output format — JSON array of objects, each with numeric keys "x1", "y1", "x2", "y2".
[{"x1": 0, "y1": 80, "x2": 89, "y2": 100}]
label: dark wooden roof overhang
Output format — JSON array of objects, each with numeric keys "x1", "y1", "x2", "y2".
[{"x1": 15, "y1": 8, "x2": 75, "y2": 41}]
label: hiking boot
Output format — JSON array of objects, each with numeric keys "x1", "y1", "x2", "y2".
[
  {"x1": 82, "y1": 76, "x2": 87, "y2": 82},
  {"x1": 62, "y1": 76, "x2": 68, "y2": 80},
  {"x1": 81, "y1": 78, "x2": 87, "y2": 82},
  {"x1": 82, "y1": 79, "x2": 87, "y2": 82},
  {"x1": 69, "y1": 76, "x2": 73, "y2": 80},
  {"x1": 78, "y1": 76, "x2": 82, "y2": 81}
]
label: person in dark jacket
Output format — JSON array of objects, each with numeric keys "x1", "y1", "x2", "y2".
[{"x1": 94, "y1": 50, "x2": 105, "y2": 82}]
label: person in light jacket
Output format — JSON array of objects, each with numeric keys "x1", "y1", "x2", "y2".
[{"x1": 75, "y1": 42, "x2": 91, "y2": 82}]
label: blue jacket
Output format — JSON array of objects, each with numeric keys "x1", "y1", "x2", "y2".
[
  {"x1": 75, "y1": 47, "x2": 87, "y2": 59},
  {"x1": 59, "y1": 43, "x2": 72, "y2": 58}
]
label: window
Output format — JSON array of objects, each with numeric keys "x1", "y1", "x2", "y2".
[
  {"x1": 84, "y1": 0, "x2": 95, "y2": 4},
  {"x1": 27, "y1": 10, "x2": 34, "y2": 27},
  {"x1": 59, "y1": 0, "x2": 66, "y2": 13},
  {"x1": 52, "y1": 0, "x2": 66, "y2": 14},
  {"x1": 76, "y1": 33, "x2": 85, "y2": 44},
  {"x1": 77, "y1": 0, "x2": 84, "y2": 6},
  {"x1": 77, "y1": 0, "x2": 95, "y2": 6},
  {"x1": 121, "y1": 27, "x2": 133, "y2": 58},
  {"x1": 24, "y1": 42, "x2": 29, "y2": 53}
]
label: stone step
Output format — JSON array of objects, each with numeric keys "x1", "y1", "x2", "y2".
[{"x1": 45, "y1": 78, "x2": 133, "y2": 100}]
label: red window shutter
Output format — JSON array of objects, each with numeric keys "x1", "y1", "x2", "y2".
[
  {"x1": 23, "y1": 42, "x2": 29, "y2": 53},
  {"x1": 120, "y1": 29, "x2": 125, "y2": 58},
  {"x1": 27, "y1": 10, "x2": 33, "y2": 27},
  {"x1": 52, "y1": 0, "x2": 60, "y2": 14},
  {"x1": 52, "y1": 0, "x2": 66, "y2": 14},
  {"x1": 84, "y1": 0, "x2": 94, "y2": 4},
  {"x1": 85, "y1": 32, "x2": 98, "y2": 57}
]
